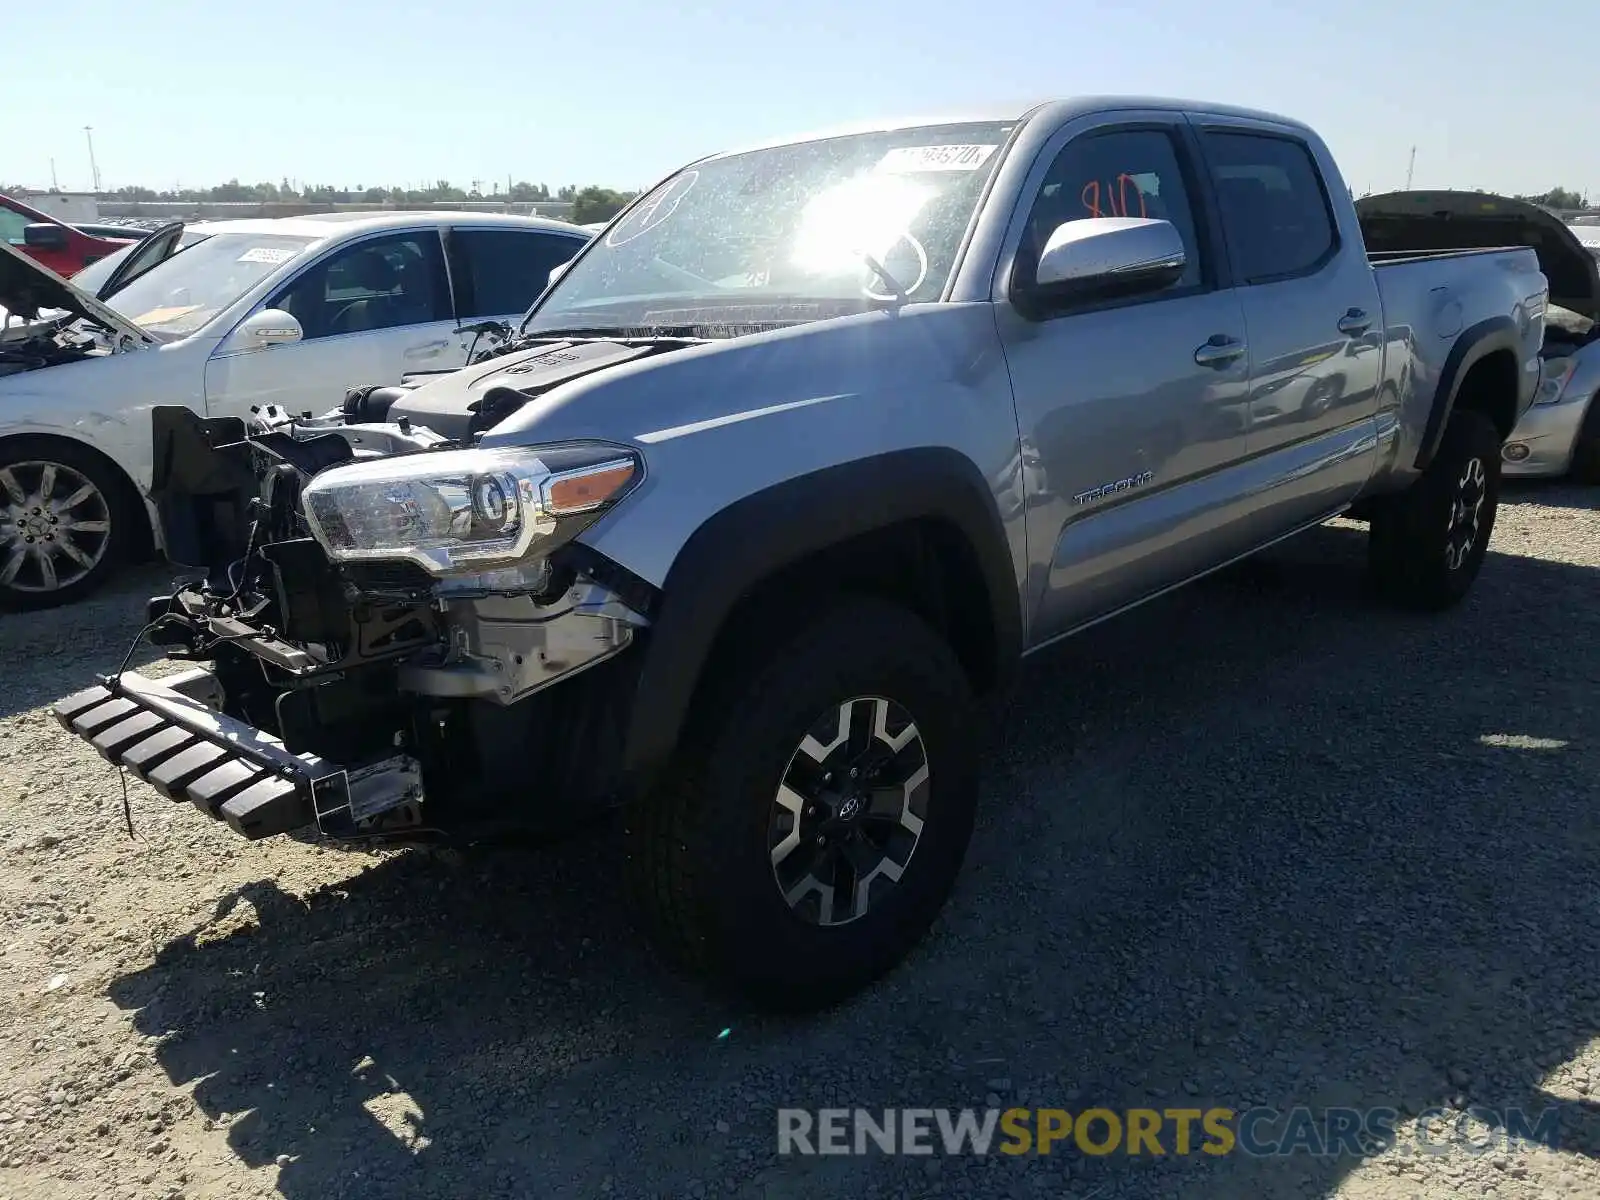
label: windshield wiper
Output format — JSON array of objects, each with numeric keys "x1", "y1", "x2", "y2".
[
  {"x1": 854, "y1": 249, "x2": 910, "y2": 303},
  {"x1": 514, "y1": 324, "x2": 713, "y2": 343}
]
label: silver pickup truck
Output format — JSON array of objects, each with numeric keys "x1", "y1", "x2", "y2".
[{"x1": 51, "y1": 97, "x2": 1547, "y2": 1010}]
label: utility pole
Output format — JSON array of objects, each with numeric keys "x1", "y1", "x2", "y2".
[
  {"x1": 50, "y1": 158, "x2": 60, "y2": 190},
  {"x1": 84, "y1": 126, "x2": 102, "y2": 192},
  {"x1": 1405, "y1": 146, "x2": 1416, "y2": 191}
]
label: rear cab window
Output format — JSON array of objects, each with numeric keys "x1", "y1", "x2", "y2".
[{"x1": 1201, "y1": 131, "x2": 1338, "y2": 284}]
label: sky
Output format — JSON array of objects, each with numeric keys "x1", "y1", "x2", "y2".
[{"x1": 3, "y1": 0, "x2": 1595, "y2": 200}]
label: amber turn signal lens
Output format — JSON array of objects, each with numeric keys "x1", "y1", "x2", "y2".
[{"x1": 543, "y1": 460, "x2": 637, "y2": 516}]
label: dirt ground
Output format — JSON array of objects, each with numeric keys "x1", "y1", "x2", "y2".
[{"x1": 0, "y1": 486, "x2": 1596, "y2": 1200}]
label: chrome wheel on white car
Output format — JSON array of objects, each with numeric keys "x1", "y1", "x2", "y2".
[
  {"x1": 0, "y1": 460, "x2": 112, "y2": 594},
  {"x1": 0, "y1": 444, "x2": 130, "y2": 611}
]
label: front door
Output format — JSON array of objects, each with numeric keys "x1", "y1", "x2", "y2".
[
  {"x1": 994, "y1": 117, "x2": 1254, "y2": 643},
  {"x1": 204, "y1": 230, "x2": 461, "y2": 419}
]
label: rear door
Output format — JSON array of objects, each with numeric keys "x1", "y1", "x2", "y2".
[
  {"x1": 1191, "y1": 118, "x2": 1383, "y2": 527},
  {"x1": 204, "y1": 229, "x2": 459, "y2": 418},
  {"x1": 446, "y1": 225, "x2": 591, "y2": 355}
]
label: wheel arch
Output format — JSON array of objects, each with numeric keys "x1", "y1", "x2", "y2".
[
  {"x1": 1415, "y1": 317, "x2": 1523, "y2": 470},
  {"x1": 0, "y1": 429, "x2": 155, "y2": 560},
  {"x1": 615, "y1": 447, "x2": 1023, "y2": 791}
]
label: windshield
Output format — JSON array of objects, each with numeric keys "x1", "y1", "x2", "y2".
[
  {"x1": 104, "y1": 232, "x2": 315, "y2": 337},
  {"x1": 68, "y1": 230, "x2": 209, "y2": 299},
  {"x1": 69, "y1": 242, "x2": 138, "y2": 296},
  {"x1": 523, "y1": 121, "x2": 1015, "y2": 335}
]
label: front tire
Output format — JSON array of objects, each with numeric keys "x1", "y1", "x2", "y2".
[
  {"x1": 1368, "y1": 410, "x2": 1501, "y2": 611},
  {"x1": 0, "y1": 440, "x2": 133, "y2": 612},
  {"x1": 623, "y1": 596, "x2": 979, "y2": 1010}
]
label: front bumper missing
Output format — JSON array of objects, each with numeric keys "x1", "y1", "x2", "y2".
[{"x1": 52, "y1": 667, "x2": 422, "y2": 841}]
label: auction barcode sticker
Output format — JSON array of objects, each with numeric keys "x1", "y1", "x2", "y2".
[
  {"x1": 875, "y1": 144, "x2": 998, "y2": 173},
  {"x1": 238, "y1": 246, "x2": 298, "y2": 265}
]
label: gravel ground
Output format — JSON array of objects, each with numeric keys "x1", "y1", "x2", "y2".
[{"x1": 0, "y1": 483, "x2": 1596, "y2": 1200}]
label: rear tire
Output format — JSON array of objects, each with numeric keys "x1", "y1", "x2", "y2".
[
  {"x1": 623, "y1": 596, "x2": 979, "y2": 1011},
  {"x1": 0, "y1": 439, "x2": 134, "y2": 612},
  {"x1": 1368, "y1": 410, "x2": 1501, "y2": 611},
  {"x1": 1570, "y1": 399, "x2": 1600, "y2": 484}
]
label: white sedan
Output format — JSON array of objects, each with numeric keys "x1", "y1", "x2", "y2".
[{"x1": 0, "y1": 210, "x2": 591, "y2": 609}]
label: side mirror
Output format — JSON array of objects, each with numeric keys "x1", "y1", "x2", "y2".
[
  {"x1": 22, "y1": 223, "x2": 69, "y2": 251},
  {"x1": 1030, "y1": 217, "x2": 1186, "y2": 305},
  {"x1": 228, "y1": 308, "x2": 303, "y2": 352},
  {"x1": 548, "y1": 259, "x2": 573, "y2": 288}
]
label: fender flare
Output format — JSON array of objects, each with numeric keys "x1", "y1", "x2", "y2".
[
  {"x1": 616, "y1": 446, "x2": 1023, "y2": 786},
  {"x1": 1414, "y1": 316, "x2": 1520, "y2": 470}
]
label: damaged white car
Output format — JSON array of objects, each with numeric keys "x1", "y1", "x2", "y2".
[
  {"x1": 0, "y1": 212, "x2": 591, "y2": 610},
  {"x1": 1358, "y1": 191, "x2": 1600, "y2": 481}
]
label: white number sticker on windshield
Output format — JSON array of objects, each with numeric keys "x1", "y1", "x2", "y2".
[
  {"x1": 237, "y1": 247, "x2": 298, "y2": 265},
  {"x1": 606, "y1": 172, "x2": 700, "y2": 248},
  {"x1": 875, "y1": 144, "x2": 998, "y2": 173}
]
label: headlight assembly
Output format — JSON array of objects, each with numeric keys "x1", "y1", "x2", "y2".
[
  {"x1": 300, "y1": 442, "x2": 642, "y2": 574},
  {"x1": 1535, "y1": 356, "x2": 1577, "y2": 406}
]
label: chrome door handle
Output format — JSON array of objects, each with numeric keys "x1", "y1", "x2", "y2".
[
  {"x1": 1337, "y1": 308, "x2": 1372, "y2": 336},
  {"x1": 1194, "y1": 335, "x2": 1246, "y2": 368},
  {"x1": 405, "y1": 339, "x2": 451, "y2": 359}
]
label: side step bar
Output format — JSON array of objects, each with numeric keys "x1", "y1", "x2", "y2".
[{"x1": 52, "y1": 668, "x2": 419, "y2": 840}]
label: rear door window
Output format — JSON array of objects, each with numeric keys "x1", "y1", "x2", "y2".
[
  {"x1": 1201, "y1": 132, "x2": 1338, "y2": 284},
  {"x1": 451, "y1": 229, "x2": 589, "y2": 318}
]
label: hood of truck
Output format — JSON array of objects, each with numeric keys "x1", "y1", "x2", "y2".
[
  {"x1": 0, "y1": 240, "x2": 156, "y2": 345},
  {"x1": 386, "y1": 305, "x2": 1000, "y2": 456},
  {"x1": 1356, "y1": 190, "x2": 1600, "y2": 320},
  {"x1": 386, "y1": 338, "x2": 674, "y2": 439}
]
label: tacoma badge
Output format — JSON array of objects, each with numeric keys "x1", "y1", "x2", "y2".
[{"x1": 1073, "y1": 470, "x2": 1155, "y2": 506}]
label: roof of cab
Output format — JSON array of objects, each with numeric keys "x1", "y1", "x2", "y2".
[
  {"x1": 697, "y1": 96, "x2": 1312, "y2": 164},
  {"x1": 169, "y1": 210, "x2": 591, "y2": 243}
]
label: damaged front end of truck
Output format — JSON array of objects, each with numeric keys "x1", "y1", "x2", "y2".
[{"x1": 53, "y1": 399, "x2": 657, "y2": 844}]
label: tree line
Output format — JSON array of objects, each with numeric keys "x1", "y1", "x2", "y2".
[
  {"x1": 6, "y1": 179, "x2": 1593, "y2": 225},
  {"x1": 1515, "y1": 188, "x2": 1589, "y2": 210},
  {"x1": 2, "y1": 179, "x2": 642, "y2": 225}
]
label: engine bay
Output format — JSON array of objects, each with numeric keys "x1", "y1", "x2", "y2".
[
  {"x1": 138, "y1": 398, "x2": 655, "y2": 843},
  {"x1": 0, "y1": 320, "x2": 108, "y2": 377}
]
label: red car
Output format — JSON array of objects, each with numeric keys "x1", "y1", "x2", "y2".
[{"x1": 0, "y1": 193, "x2": 139, "y2": 277}]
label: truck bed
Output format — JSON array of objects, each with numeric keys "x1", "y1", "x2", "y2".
[
  {"x1": 1367, "y1": 245, "x2": 1532, "y2": 266},
  {"x1": 1361, "y1": 242, "x2": 1546, "y2": 492}
]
